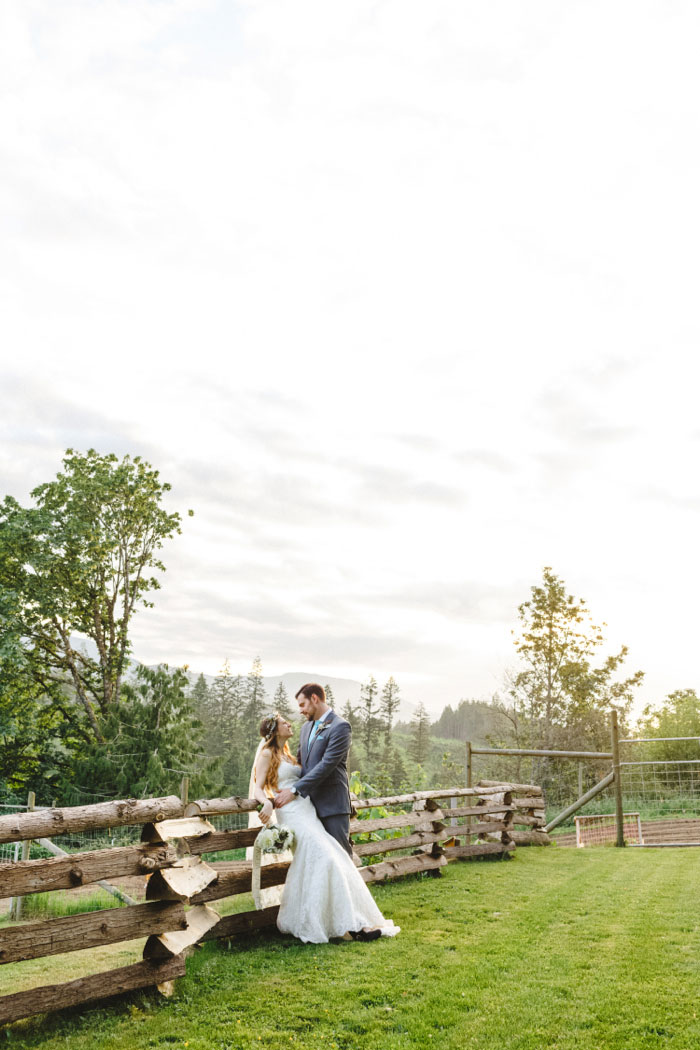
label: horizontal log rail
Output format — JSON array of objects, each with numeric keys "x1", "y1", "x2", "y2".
[
  {"x1": 0, "y1": 797, "x2": 184, "y2": 845},
  {"x1": 349, "y1": 810, "x2": 444, "y2": 836},
  {"x1": 471, "y1": 747, "x2": 613, "y2": 761},
  {"x1": 353, "y1": 829, "x2": 449, "y2": 857},
  {"x1": 443, "y1": 803, "x2": 514, "y2": 819},
  {"x1": 185, "y1": 827, "x2": 258, "y2": 855},
  {"x1": 0, "y1": 843, "x2": 178, "y2": 899},
  {"x1": 360, "y1": 852, "x2": 447, "y2": 883},
  {"x1": 184, "y1": 797, "x2": 259, "y2": 818},
  {"x1": 352, "y1": 786, "x2": 510, "y2": 809},
  {"x1": 187, "y1": 860, "x2": 291, "y2": 905},
  {"x1": 0, "y1": 955, "x2": 186, "y2": 1027},
  {"x1": 201, "y1": 905, "x2": 281, "y2": 942},
  {"x1": 0, "y1": 901, "x2": 186, "y2": 965},
  {"x1": 444, "y1": 841, "x2": 514, "y2": 859},
  {"x1": 477, "y1": 780, "x2": 543, "y2": 794}
]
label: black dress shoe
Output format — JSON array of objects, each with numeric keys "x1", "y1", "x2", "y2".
[{"x1": 350, "y1": 928, "x2": 382, "y2": 941}]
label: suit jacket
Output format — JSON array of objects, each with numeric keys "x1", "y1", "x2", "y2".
[{"x1": 294, "y1": 710, "x2": 352, "y2": 818}]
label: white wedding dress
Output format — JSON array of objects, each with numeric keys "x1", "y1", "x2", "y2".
[{"x1": 274, "y1": 762, "x2": 400, "y2": 944}]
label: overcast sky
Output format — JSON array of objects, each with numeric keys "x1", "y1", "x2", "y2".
[{"x1": 2, "y1": 1, "x2": 700, "y2": 717}]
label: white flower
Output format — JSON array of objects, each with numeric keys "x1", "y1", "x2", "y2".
[{"x1": 256, "y1": 826, "x2": 296, "y2": 854}]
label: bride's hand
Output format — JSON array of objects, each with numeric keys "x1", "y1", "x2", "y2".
[{"x1": 259, "y1": 800, "x2": 274, "y2": 825}]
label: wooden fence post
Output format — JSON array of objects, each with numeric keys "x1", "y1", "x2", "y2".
[
  {"x1": 611, "y1": 710, "x2": 625, "y2": 847},
  {"x1": 10, "y1": 791, "x2": 35, "y2": 920},
  {"x1": 466, "y1": 742, "x2": 473, "y2": 836},
  {"x1": 180, "y1": 778, "x2": 190, "y2": 808}
]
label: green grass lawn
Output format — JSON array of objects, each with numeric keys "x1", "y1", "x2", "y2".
[{"x1": 3, "y1": 848, "x2": 700, "y2": 1049}]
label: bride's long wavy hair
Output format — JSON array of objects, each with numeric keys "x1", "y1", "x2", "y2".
[{"x1": 257, "y1": 713, "x2": 298, "y2": 796}]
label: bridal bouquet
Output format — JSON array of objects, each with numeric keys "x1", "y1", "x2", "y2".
[{"x1": 255, "y1": 825, "x2": 295, "y2": 854}]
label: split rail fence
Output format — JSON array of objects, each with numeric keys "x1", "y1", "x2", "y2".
[{"x1": 0, "y1": 779, "x2": 547, "y2": 1027}]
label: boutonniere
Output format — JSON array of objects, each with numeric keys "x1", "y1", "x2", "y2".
[{"x1": 317, "y1": 721, "x2": 330, "y2": 734}]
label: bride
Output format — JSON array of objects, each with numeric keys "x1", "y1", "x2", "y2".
[{"x1": 251, "y1": 713, "x2": 400, "y2": 944}]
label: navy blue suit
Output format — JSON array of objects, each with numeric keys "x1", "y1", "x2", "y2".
[{"x1": 295, "y1": 710, "x2": 353, "y2": 856}]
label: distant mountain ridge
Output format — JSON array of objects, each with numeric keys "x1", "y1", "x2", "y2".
[
  {"x1": 69, "y1": 636, "x2": 415, "y2": 717},
  {"x1": 191, "y1": 669, "x2": 363, "y2": 709}
]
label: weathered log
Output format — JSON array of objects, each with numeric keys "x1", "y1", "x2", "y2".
[
  {"x1": 34, "y1": 836, "x2": 137, "y2": 907},
  {"x1": 360, "y1": 852, "x2": 447, "y2": 883},
  {"x1": 0, "y1": 843, "x2": 178, "y2": 899},
  {"x1": 144, "y1": 855, "x2": 218, "y2": 902},
  {"x1": 444, "y1": 841, "x2": 515, "y2": 859},
  {"x1": 508, "y1": 830, "x2": 552, "y2": 846},
  {"x1": 476, "y1": 791, "x2": 513, "y2": 807},
  {"x1": 477, "y1": 780, "x2": 543, "y2": 794},
  {"x1": 143, "y1": 904, "x2": 220, "y2": 959},
  {"x1": 412, "y1": 798, "x2": 442, "y2": 813},
  {"x1": 141, "y1": 817, "x2": 216, "y2": 843},
  {"x1": 0, "y1": 901, "x2": 186, "y2": 966},
  {"x1": 349, "y1": 810, "x2": 444, "y2": 836},
  {"x1": 352, "y1": 829, "x2": 450, "y2": 857},
  {"x1": 453, "y1": 820, "x2": 510, "y2": 836},
  {"x1": 0, "y1": 797, "x2": 184, "y2": 845},
  {"x1": 351, "y1": 787, "x2": 505, "y2": 809},
  {"x1": 0, "y1": 954, "x2": 186, "y2": 1026},
  {"x1": 183, "y1": 827, "x2": 259, "y2": 855},
  {"x1": 442, "y1": 803, "x2": 516, "y2": 819},
  {"x1": 189, "y1": 861, "x2": 290, "y2": 904},
  {"x1": 509, "y1": 813, "x2": 548, "y2": 828},
  {"x1": 201, "y1": 905, "x2": 280, "y2": 942},
  {"x1": 512, "y1": 797, "x2": 546, "y2": 810},
  {"x1": 184, "y1": 797, "x2": 259, "y2": 818}
]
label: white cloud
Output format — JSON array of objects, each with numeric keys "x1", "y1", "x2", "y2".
[{"x1": 2, "y1": 0, "x2": 700, "y2": 714}]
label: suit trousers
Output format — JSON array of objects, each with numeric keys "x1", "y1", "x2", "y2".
[{"x1": 320, "y1": 813, "x2": 353, "y2": 857}]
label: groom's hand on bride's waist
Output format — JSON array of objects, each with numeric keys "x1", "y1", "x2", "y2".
[{"x1": 274, "y1": 789, "x2": 295, "y2": 808}]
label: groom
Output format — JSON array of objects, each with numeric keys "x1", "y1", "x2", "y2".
[{"x1": 274, "y1": 682, "x2": 353, "y2": 857}]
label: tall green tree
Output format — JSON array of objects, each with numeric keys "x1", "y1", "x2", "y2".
[
  {"x1": 0, "y1": 583, "x2": 79, "y2": 797},
  {"x1": 637, "y1": 690, "x2": 700, "y2": 761},
  {"x1": 202, "y1": 661, "x2": 246, "y2": 792},
  {"x1": 0, "y1": 449, "x2": 190, "y2": 745},
  {"x1": 509, "y1": 567, "x2": 643, "y2": 752},
  {"x1": 380, "y1": 676, "x2": 401, "y2": 749},
  {"x1": 359, "y1": 675, "x2": 380, "y2": 765},
  {"x1": 243, "y1": 657, "x2": 267, "y2": 752},
  {"x1": 409, "y1": 702, "x2": 431, "y2": 764},
  {"x1": 273, "y1": 681, "x2": 293, "y2": 719},
  {"x1": 68, "y1": 664, "x2": 219, "y2": 801}
]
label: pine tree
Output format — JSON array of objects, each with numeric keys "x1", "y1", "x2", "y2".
[
  {"x1": 189, "y1": 673, "x2": 210, "y2": 718},
  {"x1": 380, "y1": 676, "x2": 401, "y2": 749},
  {"x1": 71, "y1": 664, "x2": 220, "y2": 801},
  {"x1": 273, "y1": 681, "x2": 293, "y2": 719},
  {"x1": 205, "y1": 660, "x2": 246, "y2": 792},
  {"x1": 409, "y1": 702, "x2": 431, "y2": 764},
  {"x1": 341, "y1": 700, "x2": 360, "y2": 732},
  {"x1": 359, "y1": 676, "x2": 380, "y2": 766},
  {"x1": 243, "y1": 657, "x2": 268, "y2": 752},
  {"x1": 324, "y1": 683, "x2": 335, "y2": 706}
]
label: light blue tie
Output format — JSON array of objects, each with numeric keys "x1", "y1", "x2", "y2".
[{"x1": 307, "y1": 719, "x2": 321, "y2": 755}]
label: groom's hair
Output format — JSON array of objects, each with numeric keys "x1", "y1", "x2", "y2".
[{"x1": 295, "y1": 683, "x2": 325, "y2": 704}]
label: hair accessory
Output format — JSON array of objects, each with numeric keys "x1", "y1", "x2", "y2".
[{"x1": 263, "y1": 712, "x2": 280, "y2": 739}]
